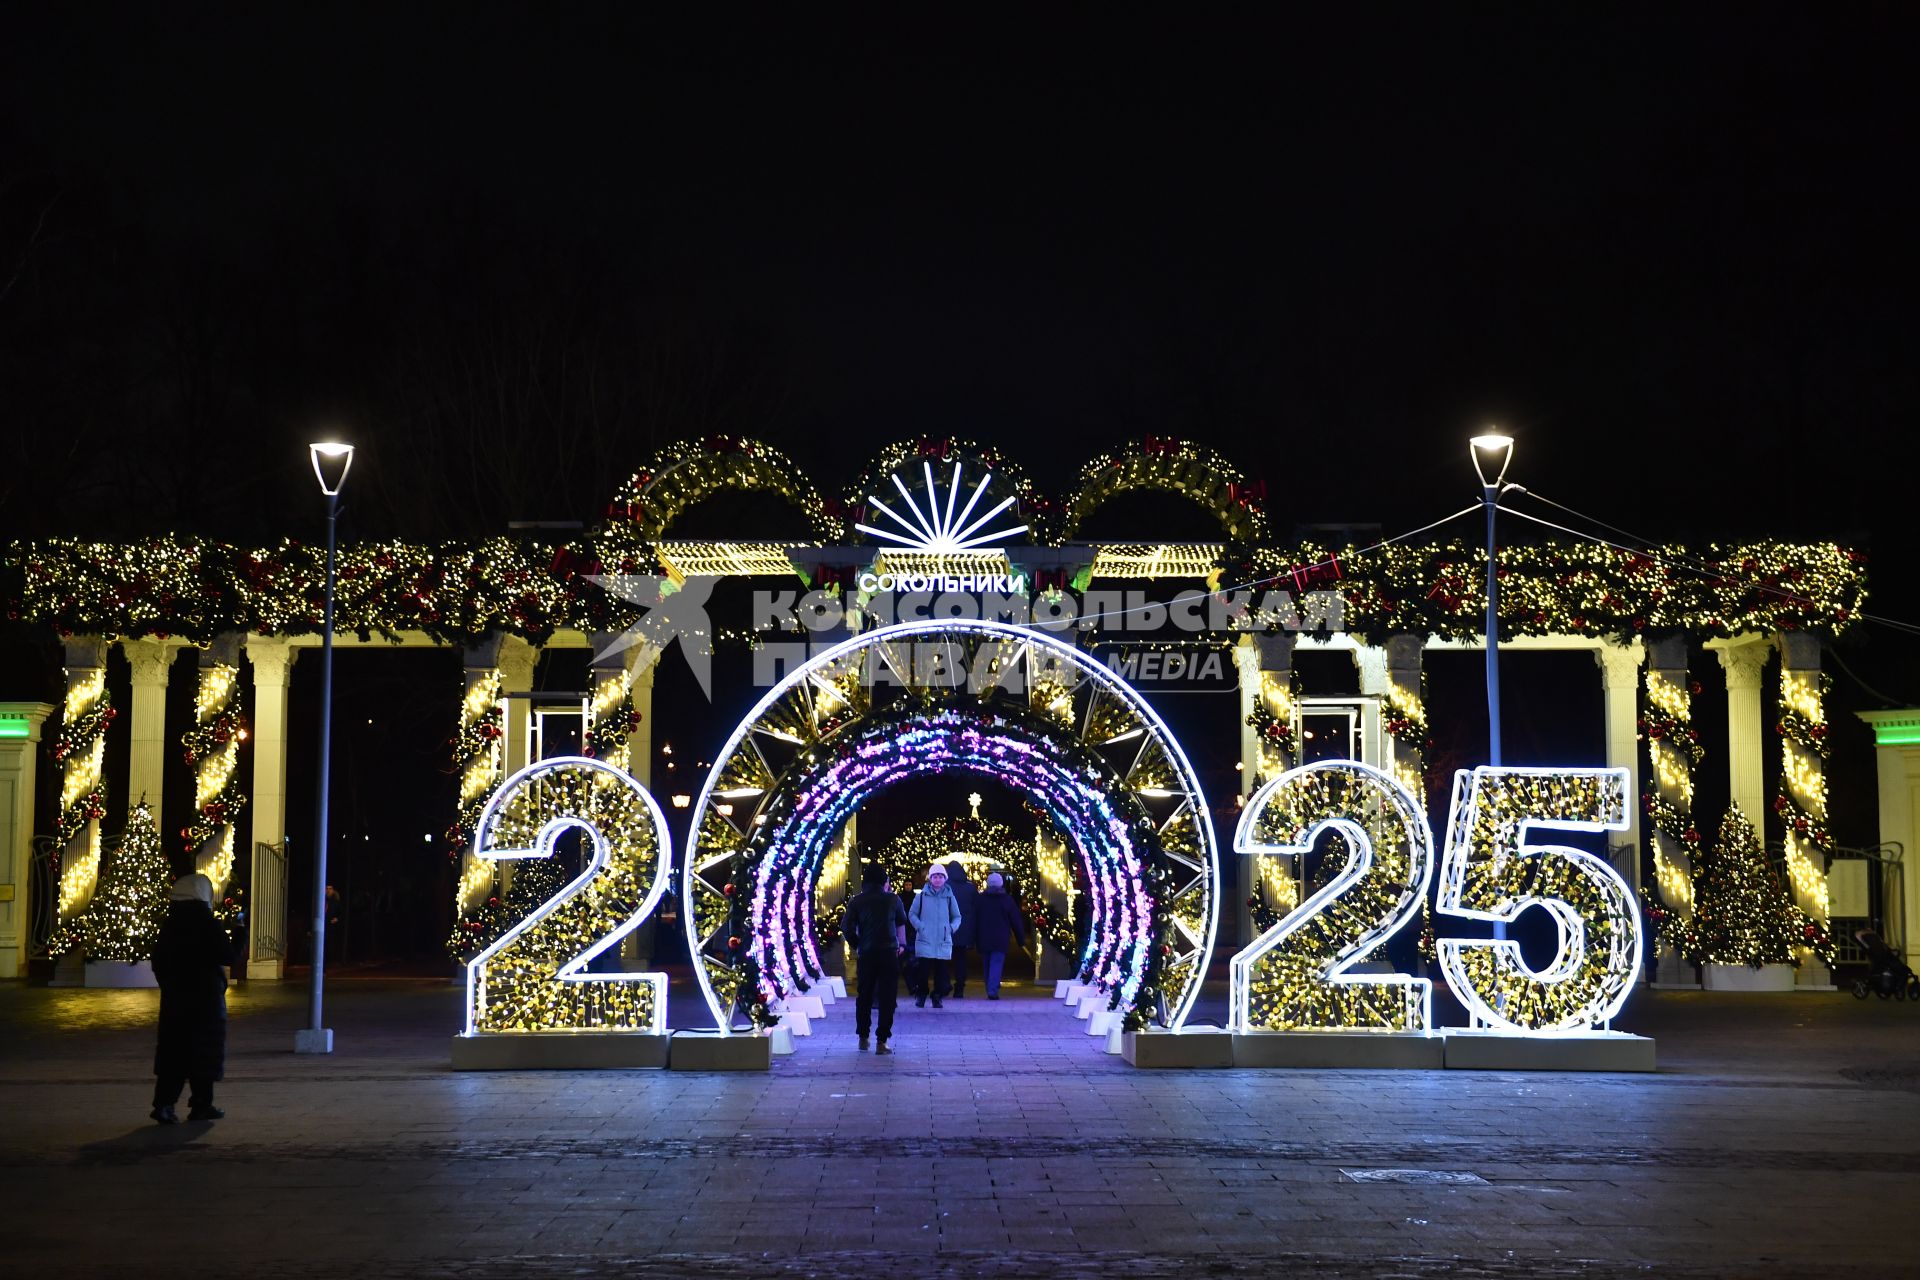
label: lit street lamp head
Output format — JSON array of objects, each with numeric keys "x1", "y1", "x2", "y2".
[
  {"x1": 1469, "y1": 432, "x2": 1513, "y2": 489},
  {"x1": 310, "y1": 442, "x2": 355, "y2": 496}
]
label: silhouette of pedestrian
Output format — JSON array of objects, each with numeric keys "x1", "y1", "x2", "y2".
[
  {"x1": 975, "y1": 872, "x2": 1028, "y2": 998},
  {"x1": 150, "y1": 873, "x2": 234, "y2": 1123},
  {"x1": 841, "y1": 865, "x2": 908, "y2": 1054},
  {"x1": 946, "y1": 859, "x2": 977, "y2": 998}
]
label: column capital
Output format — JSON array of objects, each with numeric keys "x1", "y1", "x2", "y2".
[
  {"x1": 1252, "y1": 633, "x2": 1296, "y2": 673},
  {"x1": 496, "y1": 635, "x2": 540, "y2": 691},
  {"x1": 122, "y1": 637, "x2": 182, "y2": 687},
  {"x1": 1383, "y1": 634, "x2": 1424, "y2": 673},
  {"x1": 1714, "y1": 638, "x2": 1772, "y2": 690},
  {"x1": 245, "y1": 634, "x2": 297, "y2": 686},
  {"x1": 1593, "y1": 639, "x2": 1646, "y2": 691},
  {"x1": 1646, "y1": 634, "x2": 1688, "y2": 672},
  {"x1": 201, "y1": 632, "x2": 244, "y2": 669},
  {"x1": 62, "y1": 636, "x2": 107, "y2": 670},
  {"x1": 462, "y1": 632, "x2": 508, "y2": 671},
  {"x1": 1778, "y1": 631, "x2": 1822, "y2": 671},
  {"x1": 1352, "y1": 646, "x2": 1390, "y2": 696}
]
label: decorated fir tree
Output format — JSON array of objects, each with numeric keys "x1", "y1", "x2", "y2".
[
  {"x1": 1685, "y1": 806, "x2": 1808, "y2": 968},
  {"x1": 78, "y1": 801, "x2": 171, "y2": 963},
  {"x1": 502, "y1": 850, "x2": 574, "y2": 929}
]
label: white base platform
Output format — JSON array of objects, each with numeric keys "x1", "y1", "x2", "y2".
[
  {"x1": 778, "y1": 994, "x2": 826, "y2": 1018},
  {"x1": 668, "y1": 1030, "x2": 772, "y2": 1071},
  {"x1": 1442, "y1": 1030, "x2": 1656, "y2": 1073},
  {"x1": 1233, "y1": 1030, "x2": 1446, "y2": 1069},
  {"x1": 1704, "y1": 963, "x2": 1796, "y2": 992},
  {"x1": 1054, "y1": 979, "x2": 1072, "y2": 998},
  {"x1": 768, "y1": 1026, "x2": 795, "y2": 1055},
  {"x1": 778, "y1": 1010, "x2": 812, "y2": 1036},
  {"x1": 827, "y1": 977, "x2": 848, "y2": 998},
  {"x1": 1122, "y1": 1028, "x2": 1235, "y2": 1068},
  {"x1": 1087, "y1": 1009, "x2": 1120, "y2": 1035},
  {"x1": 451, "y1": 1030, "x2": 671, "y2": 1071},
  {"x1": 83, "y1": 960, "x2": 157, "y2": 988}
]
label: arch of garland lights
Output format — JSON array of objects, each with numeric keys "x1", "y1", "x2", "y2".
[{"x1": 682, "y1": 619, "x2": 1220, "y2": 1033}]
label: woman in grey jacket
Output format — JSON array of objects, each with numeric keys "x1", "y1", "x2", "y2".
[{"x1": 909, "y1": 865, "x2": 963, "y2": 1008}]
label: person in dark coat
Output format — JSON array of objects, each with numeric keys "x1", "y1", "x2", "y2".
[
  {"x1": 945, "y1": 859, "x2": 978, "y2": 998},
  {"x1": 149, "y1": 873, "x2": 234, "y2": 1123},
  {"x1": 974, "y1": 872, "x2": 1028, "y2": 999},
  {"x1": 840, "y1": 865, "x2": 909, "y2": 1054}
]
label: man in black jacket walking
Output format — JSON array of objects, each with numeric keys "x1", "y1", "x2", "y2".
[{"x1": 841, "y1": 865, "x2": 909, "y2": 1054}]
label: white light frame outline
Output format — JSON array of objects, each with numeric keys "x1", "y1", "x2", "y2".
[
  {"x1": 681, "y1": 617, "x2": 1219, "y2": 1034},
  {"x1": 1228, "y1": 759, "x2": 1436, "y2": 1034},
  {"x1": 1433, "y1": 765, "x2": 1640, "y2": 1035},
  {"x1": 461, "y1": 755, "x2": 674, "y2": 1037},
  {"x1": 853, "y1": 461, "x2": 1030, "y2": 553}
]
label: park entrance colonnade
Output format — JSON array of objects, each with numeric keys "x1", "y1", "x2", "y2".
[{"x1": 0, "y1": 435, "x2": 1871, "y2": 1012}]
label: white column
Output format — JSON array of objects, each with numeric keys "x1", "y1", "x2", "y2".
[
  {"x1": 121, "y1": 639, "x2": 179, "y2": 820},
  {"x1": 627, "y1": 650, "x2": 659, "y2": 788},
  {"x1": 1857, "y1": 710, "x2": 1920, "y2": 969},
  {"x1": 245, "y1": 635, "x2": 295, "y2": 979},
  {"x1": 497, "y1": 636, "x2": 539, "y2": 776},
  {"x1": 1595, "y1": 639, "x2": 1646, "y2": 894},
  {"x1": 1353, "y1": 644, "x2": 1389, "y2": 766},
  {"x1": 1234, "y1": 636, "x2": 1258, "y2": 953},
  {"x1": 0, "y1": 704, "x2": 54, "y2": 979},
  {"x1": 1384, "y1": 635, "x2": 1426, "y2": 804},
  {"x1": 1714, "y1": 638, "x2": 1772, "y2": 826}
]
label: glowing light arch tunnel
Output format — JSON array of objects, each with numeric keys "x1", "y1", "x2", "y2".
[{"x1": 682, "y1": 620, "x2": 1220, "y2": 1033}]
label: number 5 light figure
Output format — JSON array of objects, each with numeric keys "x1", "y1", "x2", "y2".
[{"x1": 1434, "y1": 767, "x2": 1639, "y2": 1034}]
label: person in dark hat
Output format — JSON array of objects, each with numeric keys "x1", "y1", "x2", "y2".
[
  {"x1": 945, "y1": 859, "x2": 978, "y2": 998},
  {"x1": 974, "y1": 871, "x2": 1028, "y2": 999}
]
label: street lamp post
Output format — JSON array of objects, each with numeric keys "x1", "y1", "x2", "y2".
[
  {"x1": 1469, "y1": 433, "x2": 1515, "y2": 767},
  {"x1": 1471, "y1": 432, "x2": 1514, "y2": 955},
  {"x1": 295, "y1": 442, "x2": 354, "y2": 1055}
]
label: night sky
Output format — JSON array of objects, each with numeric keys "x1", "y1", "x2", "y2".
[{"x1": 4, "y1": 6, "x2": 1916, "y2": 958}]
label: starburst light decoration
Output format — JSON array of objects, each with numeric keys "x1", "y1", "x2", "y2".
[{"x1": 854, "y1": 461, "x2": 1030, "y2": 555}]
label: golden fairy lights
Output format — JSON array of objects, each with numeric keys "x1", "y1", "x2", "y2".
[
  {"x1": 1232, "y1": 761, "x2": 1435, "y2": 1033},
  {"x1": 466, "y1": 758, "x2": 671, "y2": 1035},
  {"x1": 186, "y1": 662, "x2": 245, "y2": 896},
  {"x1": 1642, "y1": 669, "x2": 1700, "y2": 918},
  {"x1": 1685, "y1": 807, "x2": 1815, "y2": 966},
  {"x1": 1249, "y1": 668, "x2": 1297, "y2": 781},
  {"x1": 1778, "y1": 666, "x2": 1831, "y2": 923},
  {"x1": 55, "y1": 664, "x2": 109, "y2": 922},
  {"x1": 69, "y1": 802, "x2": 170, "y2": 962},
  {"x1": 1436, "y1": 768, "x2": 1639, "y2": 1032}
]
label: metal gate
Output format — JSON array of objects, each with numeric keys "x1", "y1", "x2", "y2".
[{"x1": 251, "y1": 841, "x2": 287, "y2": 963}]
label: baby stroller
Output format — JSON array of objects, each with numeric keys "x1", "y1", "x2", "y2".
[{"x1": 1850, "y1": 928, "x2": 1920, "y2": 1001}]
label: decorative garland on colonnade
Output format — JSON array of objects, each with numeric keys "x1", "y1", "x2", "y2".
[{"x1": 8, "y1": 535, "x2": 1866, "y2": 648}]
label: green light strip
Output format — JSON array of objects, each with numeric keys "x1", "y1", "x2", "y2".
[
  {"x1": 1872, "y1": 724, "x2": 1920, "y2": 747},
  {"x1": 0, "y1": 722, "x2": 27, "y2": 738}
]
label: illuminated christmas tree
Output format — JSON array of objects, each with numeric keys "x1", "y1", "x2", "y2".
[
  {"x1": 79, "y1": 802, "x2": 171, "y2": 963},
  {"x1": 503, "y1": 851, "x2": 572, "y2": 923},
  {"x1": 1686, "y1": 806, "x2": 1809, "y2": 967}
]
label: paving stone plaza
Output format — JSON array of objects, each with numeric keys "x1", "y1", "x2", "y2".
[{"x1": 7, "y1": 975, "x2": 1920, "y2": 1279}]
